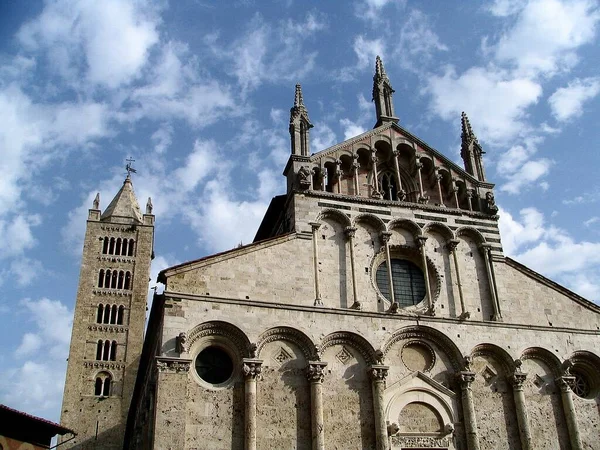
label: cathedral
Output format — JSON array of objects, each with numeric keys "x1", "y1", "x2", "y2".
[{"x1": 59, "y1": 57, "x2": 600, "y2": 450}]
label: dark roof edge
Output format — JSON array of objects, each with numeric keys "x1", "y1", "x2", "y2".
[
  {"x1": 505, "y1": 257, "x2": 600, "y2": 313},
  {"x1": 0, "y1": 404, "x2": 75, "y2": 436}
]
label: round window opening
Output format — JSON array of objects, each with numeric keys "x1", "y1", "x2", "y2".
[
  {"x1": 376, "y1": 258, "x2": 426, "y2": 307},
  {"x1": 572, "y1": 371, "x2": 591, "y2": 399},
  {"x1": 195, "y1": 346, "x2": 234, "y2": 384}
]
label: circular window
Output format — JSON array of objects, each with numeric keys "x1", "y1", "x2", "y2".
[
  {"x1": 376, "y1": 258, "x2": 426, "y2": 307},
  {"x1": 195, "y1": 346, "x2": 234, "y2": 384},
  {"x1": 572, "y1": 371, "x2": 591, "y2": 399}
]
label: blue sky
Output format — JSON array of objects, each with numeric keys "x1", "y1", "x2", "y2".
[{"x1": 1, "y1": 0, "x2": 599, "y2": 424}]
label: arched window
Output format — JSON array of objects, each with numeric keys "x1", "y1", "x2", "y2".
[
  {"x1": 128, "y1": 239, "x2": 135, "y2": 256},
  {"x1": 376, "y1": 258, "x2": 426, "y2": 308},
  {"x1": 115, "y1": 238, "x2": 122, "y2": 256},
  {"x1": 103, "y1": 340, "x2": 111, "y2": 361},
  {"x1": 124, "y1": 272, "x2": 132, "y2": 290},
  {"x1": 96, "y1": 304, "x2": 104, "y2": 323},
  {"x1": 110, "y1": 341, "x2": 117, "y2": 361},
  {"x1": 103, "y1": 304, "x2": 110, "y2": 324},
  {"x1": 118, "y1": 271, "x2": 124, "y2": 289},
  {"x1": 96, "y1": 340, "x2": 103, "y2": 360},
  {"x1": 94, "y1": 372, "x2": 112, "y2": 397},
  {"x1": 111, "y1": 271, "x2": 118, "y2": 289},
  {"x1": 102, "y1": 237, "x2": 109, "y2": 254},
  {"x1": 121, "y1": 238, "x2": 128, "y2": 256},
  {"x1": 98, "y1": 269, "x2": 105, "y2": 288},
  {"x1": 109, "y1": 237, "x2": 115, "y2": 255},
  {"x1": 117, "y1": 305, "x2": 124, "y2": 325},
  {"x1": 110, "y1": 305, "x2": 117, "y2": 324},
  {"x1": 104, "y1": 270, "x2": 111, "y2": 288},
  {"x1": 379, "y1": 172, "x2": 398, "y2": 200}
]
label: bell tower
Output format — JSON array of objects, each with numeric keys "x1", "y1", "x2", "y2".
[{"x1": 59, "y1": 172, "x2": 154, "y2": 448}]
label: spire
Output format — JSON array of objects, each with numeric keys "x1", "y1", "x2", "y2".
[
  {"x1": 100, "y1": 176, "x2": 143, "y2": 224},
  {"x1": 460, "y1": 112, "x2": 487, "y2": 181},
  {"x1": 372, "y1": 56, "x2": 398, "y2": 127},
  {"x1": 289, "y1": 83, "x2": 313, "y2": 156}
]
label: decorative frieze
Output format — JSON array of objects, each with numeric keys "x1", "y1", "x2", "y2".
[
  {"x1": 391, "y1": 436, "x2": 452, "y2": 448},
  {"x1": 83, "y1": 361, "x2": 125, "y2": 370},
  {"x1": 92, "y1": 289, "x2": 132, "y2": 297},
  {"x1": 242, "y1": 359, "x2": 263, "y2": 380},
  {"x1": 155, "y1": 357, "x2": 192, "y2": 373},
  {"x1": 88, "y1": 325, "x2": 128, "y2": 333}
]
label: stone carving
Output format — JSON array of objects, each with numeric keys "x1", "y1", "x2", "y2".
[
  {"x1": 457, "y1": 371, "x2": 476, "y2": 387},
  {"x1": 401, "y1": 341, "x2": 436, "y2": 372},
  {"x1": 306, "y1": 362, "x2": 327, "y2": 383},
  {"x1": 146, "y1": 197, "x2": 153, "y2": 214},
  {"x1": 336, "y1": 346, "x2": 353, "y2": 365},
  {"x1": 255, "y1": 327, "x2": 319, "y2": 361},
  {"x1": 511, "y1": 372, "x2": 527, "y2": 389},
  {"x1": 463, "y1": 355, "x2": 473, "y2": 372},
  {"x1": 485, "y1": 191, "x2": 498, "y2": 214},
  {"x1": 481, "y1": 365, "x2": 497, "y2": 382},
  {"x1": 375, "y1": 349, "x2": 385, "y2": 365},
  {"x1": 175, "y1": 332, "x2": 187, "y2": 354},
  {"x1": 387, "y1": 422, "x2": 400, "y2": 436},
  {"x1": 369, "y1": 365, "x2": 389, "y2": 381},
  {"x1": 274, "y1": 347, "x2": 293, "y2": 365},
  {"x1": 249, "y1": 343, "x2": 258, "y2": 359},
  {"x1": 319, "y1": 332, "x2": 377, "y2": 365},
  {"x1": 187, "y1": 322, "x2": 252, "y2": 358},
  {"x1": 444, "y1": 423, "x2": 455, "y2": 435},
  {"x1": 242, "y1": 360, "x2": 263, "y2": 380},
  {"x1": 556, "y1": 376, "x2": 576, "y2": 393},
  {"x1": 156, "y1": 358, "x2": 191, "y2": 373},
  {"x1": 298, "y1": 166, "x2": 312, "y2": 190},
  {"x1": 391, "y1": 436, "x2": 451, "y2": 448},
  {"x1": 93, "y1": 193, "x2": 100, "y2": 210}
]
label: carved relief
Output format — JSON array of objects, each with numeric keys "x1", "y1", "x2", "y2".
[
  {"x1": 336, "y1": 346, "x2": 353, "y2": 365},
  {"x1": 298, "y1": 166, "x2": 312, "y2": 190},
  {"x1": 156, "y1": 358, "x2": 191, "y2": 373}
]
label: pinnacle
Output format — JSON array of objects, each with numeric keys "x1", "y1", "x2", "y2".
[
  {"x1": 461, "y1": 111, "x2": 477, "y2": 143},
  {"x1": 294, "y1": 84, "x2": 304, "y2": 108},
  {"x1": 100, "y1": 176, "x2": 143, "y2": 224},
  {"x1": 375, "y1": 55, "x2": 386, "y2": 76}
]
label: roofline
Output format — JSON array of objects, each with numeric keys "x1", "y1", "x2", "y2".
[
  {"x1": 158, "y1": 232, "x2": 296, "y2": 283},
  {"x1": 505, "y1": 257, "x2": 600, "y2": 313},
  {"x1": 0, "y1": 404, "x2": 75, "y2": 436}
]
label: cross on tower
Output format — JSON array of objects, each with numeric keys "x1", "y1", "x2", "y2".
[{"x1": 125, "y1": 157, "x2": 137, "y2": 177}]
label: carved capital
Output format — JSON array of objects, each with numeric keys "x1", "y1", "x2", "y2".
[
  {"x1": 309, "y1": 221, "x2": 321, "y2": 232},
  {"x1": 447, "y1": 239, "x2": 460, "y2": 252},
  {"x1": 156, "y1": 357, "x2": 192, "y2": 374},
  {"x1": 466, "y1": 188, "x2": 474, "y2": 199},
  {"x1": 511, "y1": 372, "x2": 528, "y2": 390},
  {"x1": 369, "y1": 365, "x2": 389, "y2": 382},
  {"x1": 457, "y1": 371, "x2": 476, "y2": 388},
  {"x1": 556, "y1": 376, "x2": 576, "y2": 393},
  {"x1": 380, "y1": 231, "x2": 392, "y2": 243},
  {"x1": 415, "y1": 160, "x2": 423, "y2": 170},
  {"x1": 416, "y1": 235, "x2": 428, "y2": 249},
  {"x1": 307, "y1": 361, "x2": 328, "y2": 383},
  {"x1": 242, "y1": 359, "x2": 263, "y2": 380},
  {"x1": 344, "y1": 227, "x2": 357, "y2": 239}
]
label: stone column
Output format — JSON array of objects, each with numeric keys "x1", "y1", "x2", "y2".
[
  {"x1": 435, "y1": 171, "x2": 445, "y2": 207},
  {"x1": 392, "y1": 150, "x2": 405, "y2": 201},
  {"x1": 371, "y1": 153, "x2": 381, "y2": 198},
  {"x1": 335, "y1": 159, "x2": 342, "y2": 194},
  {"x1": 242, "y1": 359, "x2": 263, "y2": 450},
  {"x1": 557, "y1": 376, "x2": 583, "y2": 450},
  {"x1": 416, "y1": 159, "x2": 425, "y2": 202},
  {"x1": 511, "y1": 371, "x2": 532, "y2": 450},
  {"x1": 416, "y1": 236, "x2": 434, "y2": 315},
  {"x1": 320, "y1": 168, "x2": 326, "y2": 191},
  {"x1": 352, "y1": 158, "x2": 360, "y2": 196},
  {"x1": 369, "y1": 365, "x2": 390, "y2": 450},
  {"x1": 381, "y1": 231, "x2": 396, "y2": 309},
  {"x1": 307, "y1": 361, "x2": 328, "y2": 450},
  {"x1": 466, "y1": 189, "x2": 474, "y2": 211},
  {"x1": 345, "y1": 227, "x2": 360, "y2": 310},
  {"x1": 479, "y1": 243, "x2": 502, "y2": 321},
  {"x1": 153, "y1": 358, "x2": 192, "y2": 450},
  {"x1": 447, "y1": 239, "x2": 469, "y2": 319},
  {"x1": 452, "y1": 183, "x2": 460, "y2": 209},
  {"x1": 457, "y1": 371, "x2": 480, "y2": 450},
  {"x1": 309, "y1": 222, "x2": 323, "y2": 306}
]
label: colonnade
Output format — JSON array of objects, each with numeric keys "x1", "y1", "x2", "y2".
[{"x1": 308, "y1": 222, "x2": 502, "y2": 321}]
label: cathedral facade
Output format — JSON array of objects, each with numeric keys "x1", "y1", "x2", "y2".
[{"x1": 61, "y1": 58, "x2": 600, "y2": 449}]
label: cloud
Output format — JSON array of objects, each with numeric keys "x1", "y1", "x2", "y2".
[
  {"x1": 500, "y1": 158, "x2": 553, "y2": 194},
  {"x1": 0, "y1": 298, "x2": 73, "y2": 420},
  {"x1": 548, "y1": 77, "x2": 600, "y2": 121},
  {"x1": 356, "y1": 0, "x2": 405, "y2": 22},
  {"x1": 353, "y1": 36, "x2": 385, "y2": 69},
  {"x1": 425, "y1": 66, "x2": 542, "y2": 145},
  {"x1": 312, "y1": 124, "x2": 337, "y2": 152},
  {"x1": 494, "y1": 0, "x2": 600, "y2": 77},
  {"x1": 499, "y1": 206, "x2": 600, "y2": 301},
  {"x1": 340, "y1": 118, "x2": 366, "y2": 141},
  {"x1": 487, "y1": 0, "x2": 528, "y2": 16},
  {"x1": 18, "y1": 0, "x2": 160, "y2": 89},
  {"x1": 395, "y1": 9, "x2": 447, "y2": 67},
  {"x1": 0, "y1": 214, "x2": 41, "y2": 258}
]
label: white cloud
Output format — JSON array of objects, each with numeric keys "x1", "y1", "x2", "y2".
[
  {"x1": 340, "y1": 118, "x2": 366, "y2": 141},
  {"x1": 356, "y1": 0, "x2": 405, "y2": 22},
  {"x1": 312, "y1": 124, "x2": 337, "y2": 152},
  {"x1": 0, "y1": 214, "x2": 41, "y2": 258},
  {"x1": 151, "y1": 123, "x2": 173, "y2": 154},
  {"x1": 487, "y1": 0, "x2": 528, "y2": 16},
  {"x1": 548, "y1": 77, "x2": 600, "y2": 121},
  {"x1": 174, "y1": 140, "x2": 221, "y2": 191},
  {"x1": 10, "y1": 258, "x2": 44, "y2": 287},
  {"x1": 425, "y1": 66, "x2": 542, "y2": 145},
  {"x1": 584, "y1": 216, "x2": 599, "y2": 227},
  {"x1": 396, "y1": 9, "x2": 447, "y2": 66},
  {"x1": 15, "y1": 333, "x2": 43, "y2": 358},
  {"x1": 501, "y1": 158, "x2": 553, "y2": 194},
  {"x1": 499, "y1": 206, "x2": 600, "y2": 301},
  {"x1": 18, "y1": 0, "x2": 160, "y2": 89},
  {"x1": 353, "y1": 36, "x2": 385, "y2": 69},
  {"x1": 494, "y1": 0, "x2": 600, "y2": 77}
]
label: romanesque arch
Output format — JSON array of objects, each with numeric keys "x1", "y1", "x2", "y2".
[
  {"x1": 255, "y1": 326, "x2": 318, "y2": 361},
  {"x1": 187, "y1": 320, "x2": 253, "y2": 358}
]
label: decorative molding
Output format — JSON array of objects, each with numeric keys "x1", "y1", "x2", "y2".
[
  {"x1": 83, "y1": 361, "x2": 125, "y2": 370},
  {"x1": 187, "y1": 321, "x2": 252, "y2": 357},
  {"x1": 369, "y1": 365, "x2": 389, "y2": 381},
  {"x1": 319, "y1": 332, "x2": 377, "y2": 365},
  {"x1": 98, "y1": 255, "x2": 135, "y2": 263},
  {"x1": 391, "y1": 436, "x2": 452, "y2": 448},
  {"x1": 336, "y1": 346, "x2": 353, "y2": 365},
  {"x1": 88, "y1": 325, "x2": 128, "y2": 332},
  {"x1": 155, "y1": 357, "x2": 192, "y2": 373},
  {"x1": 92, "y1": 289, "x2": 132, "y2": 297},
  {"x1": 457, "y1": 371, "x2": 476, "y2": 387},
  {"x1": 255, "y1": 326, "x2": 319, "y2": 361},
  {"x1": 306, "y1": 361, "x2": 327, "y2": 383},
  {"x1": 99, "y1": 225, "x2": 137, "y2": 233}
]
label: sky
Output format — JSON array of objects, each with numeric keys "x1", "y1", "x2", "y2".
[{"x1": 0, "y1": 0, "x2": 599, "y2": 426}]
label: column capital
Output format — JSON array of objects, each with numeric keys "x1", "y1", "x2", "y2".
[
  {"x1": 242, "y1": 359, "x2": 263, "y2": 380},
  {"x1": 511, "y1": 372, "x2": 528, "y2": 390},
  {"x1": 416, "y1": 235, "x2": 428, "y2": 248},
  {"x1": 307, "y1": 361, "x2": 328, "y2": 383},
  {"x1": 447, "y1": 239, "x2": 460, "y2": 252},
  {"x1": 344, "y1": 227, "x2": 357, "y2": 239},
  {"x1": 380, "y1": 231, "x2": 392, "y2": 243},
  {"x1": 155, "y1": 357, "x2": 192, "y2": 373},
  {"x1": 369, "y1": 365, "x2": 389, "y2": 382},
  {"x1": 466, "y1": 188, "x2": 474, "y2": 198},
  {"x1": 309, "y1": 221, "x2": 321, "y2": 231},
  {"x1": 556, "y1": 375, "x2": 576, "y2": 393},
  {"x1": 457, "y1": 371, "x2": 476, "y2": 388}
]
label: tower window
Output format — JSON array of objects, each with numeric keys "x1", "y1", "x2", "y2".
[
  {"x1": 110, "y1": 304, "x2": 118, "y2": 324},
  {"x1": 128, "y1": 239, "x2": 135, "y2": 256},
  {"x1": 94, "y1": 372, "x2": 112, "y2": 396},
  {"x1": 103, "y1": 304, "x2": 110, "y2": 324},
  {"x1": 109, "y1": 237, "x2": 115, "y2": 255},
  {"x1": 102, "y1": 236, "x2": 109, "y2": 254},
  {"x1": 115, "y1": 238, "x2": 122, "y2": 256},
  {"x1": 379, "y1": 172, "x2": 398, "y2": 200},
  {"x1": 117, "y1": 305, "x2": 124, "y2": 325},
  {"x1": 375, "y1": 259, "x2": 426, "y2": 307},
  {"x1": 96, "y1": 304, "x2": 104, "y2": 323},
  {"x1": 124, "y1": 272, "x2": 132, "y2": 290}
]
